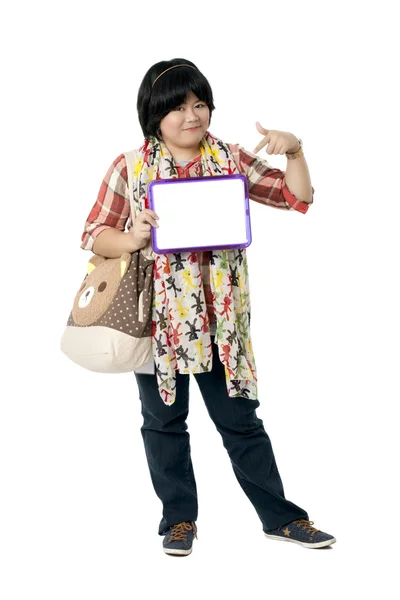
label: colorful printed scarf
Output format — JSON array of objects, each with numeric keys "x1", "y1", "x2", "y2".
[{"x1": 132, "y1": 131, "x2": 258, "y2": 406}]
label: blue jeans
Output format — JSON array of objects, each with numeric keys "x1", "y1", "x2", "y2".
[{"x1": 134, "y1": 337, "x2": 309, "y2": 535}]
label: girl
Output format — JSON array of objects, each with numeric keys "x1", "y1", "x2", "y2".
[{"x1": 81, "y1": 58, "x2": 336, "y2": 556}]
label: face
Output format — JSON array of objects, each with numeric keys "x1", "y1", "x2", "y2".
[{"x1": 158, "y1": 90, "x2": 210, "y2": 160}]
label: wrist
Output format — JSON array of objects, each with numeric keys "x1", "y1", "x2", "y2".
[
  {"x1": 286, "y1": 138, "x2": 303, "y2": 160},
  {"x1": 125, "y1": 231, "x2": 141, "y2": 253},
  {"x1": 287, "y1": 139, "x2": 301, "y2": 154},
  {"x1": 288, "y1": 144, "x2": 301, "y2": 153}
]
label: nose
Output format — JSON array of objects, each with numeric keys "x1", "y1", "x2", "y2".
[{"x1": 185, "y1": 107, "x2": 199, "y2": 123}]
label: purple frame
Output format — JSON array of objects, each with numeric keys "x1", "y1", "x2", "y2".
[{"x1": 147, "y1": 174, "x2": 252, "y2": 254}]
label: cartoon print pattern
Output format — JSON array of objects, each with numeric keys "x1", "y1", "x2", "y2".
[{"x1": 132, "y1": 131, "x2": 258, "y2": 406}]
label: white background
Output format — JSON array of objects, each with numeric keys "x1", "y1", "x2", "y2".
[{"x1": 1, "y1": 0, "x2": 399, "y2": 598}]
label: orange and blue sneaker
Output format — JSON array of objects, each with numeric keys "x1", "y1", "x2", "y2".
[
  {"x1": 264, "y1": 519, "x2": 336, "y2": 549},
  {"x1": 163, "y1": 521, "x2": 198, "y2": 556}
]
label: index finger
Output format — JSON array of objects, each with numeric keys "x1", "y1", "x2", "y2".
[
  {"x1": 141, "y1": 208, "x2": 159, "y2": 225},
  {"x1": 140, "y1": 209, "x2": 159, "y2": 228},
  {"x1": 253, "y1": 138, "x2": 268, "y2": 154},
  {"x1": 142, "y1": 208, "x2": 159, "y2": 220}
]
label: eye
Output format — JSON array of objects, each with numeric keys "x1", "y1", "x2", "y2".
[{"x1": 173, "y1": 103, "x2": 205, "y2": 111}]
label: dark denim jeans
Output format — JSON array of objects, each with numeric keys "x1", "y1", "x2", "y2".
[{"x1": 134, "y1": 337, "x2": 309, "y2": 535}]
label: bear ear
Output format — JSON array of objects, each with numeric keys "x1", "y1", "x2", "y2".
[
  {"x1": 119, "y1": 252, "x2": 132, "y2": 279},
  {"x1": 87, "y1": 254, "x2": 107, "y2": 274}
]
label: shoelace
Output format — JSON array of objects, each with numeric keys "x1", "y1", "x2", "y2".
[
  {"x1": 292, "y1": 519, "x2": 320, "y2": 537},
  {"x1": 169, "y1": 521, "x2": 198, "y2": 541}
]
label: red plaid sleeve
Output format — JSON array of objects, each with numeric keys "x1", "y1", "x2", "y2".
[
  {"x1": 80, "y1": 153, "x2": 130, "y2": 251},
  {"x1": 227, "y1": 143, "x2": 314, "y2": 214}
]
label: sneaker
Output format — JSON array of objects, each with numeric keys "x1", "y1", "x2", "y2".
[
  {"x1": 264, "y1": 519, "x2": 336, "y2": 549},
  {"x1": 163, "y1": 521, "x2": 198, "y2": 556}
]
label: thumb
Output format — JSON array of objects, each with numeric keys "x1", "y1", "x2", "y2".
[{"x1": 256, "y1": 121, "x2": 269, "y2": 135}]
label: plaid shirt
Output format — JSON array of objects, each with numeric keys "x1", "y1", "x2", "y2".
[{"x1": 81, "y1": 143, "x2": 314, "y2": 329}]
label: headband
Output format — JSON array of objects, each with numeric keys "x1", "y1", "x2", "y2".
[{"x1": 151, "y1": 64, "x2": 197, "y2": 89}]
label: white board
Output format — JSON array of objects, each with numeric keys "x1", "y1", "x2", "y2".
[{"x1": 148, "y1": 174, "x2": 252, "y2": 254}]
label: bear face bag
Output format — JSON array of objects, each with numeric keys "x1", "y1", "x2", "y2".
[
  {"x1": 60, "y1": 149, "x2": 155, "y2": 374},
  {"x1": 61, "y1": 250, "x2": 154, "y2": 373}
]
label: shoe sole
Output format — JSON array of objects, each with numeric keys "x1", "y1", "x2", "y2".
[
  {"x1": 163, "y1": 547, "x2": 193, "y2": 556},
  {"x1": 264, "y1": 533, "x2": 336, "y2": 549}
]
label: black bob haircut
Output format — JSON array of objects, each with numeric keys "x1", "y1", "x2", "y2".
[{"x1": 137, "y1": 58, "x2": 216, "y2": 142}]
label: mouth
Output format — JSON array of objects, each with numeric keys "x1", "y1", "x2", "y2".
[{"x1": 184, "y1": 126, "x2": 200, "y2": 131}]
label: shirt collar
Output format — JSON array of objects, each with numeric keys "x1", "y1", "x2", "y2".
[{"x1": 175, "y1": 154, "x2": 202, "y2": 168}]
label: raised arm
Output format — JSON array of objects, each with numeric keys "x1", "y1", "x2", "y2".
[{"x1": 227, "y1": 143, "x2": 314, "y2": 214}]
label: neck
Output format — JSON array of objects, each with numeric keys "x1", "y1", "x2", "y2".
[{"x1": 164, "y1": 142, "x2": 201, "y2": 163}]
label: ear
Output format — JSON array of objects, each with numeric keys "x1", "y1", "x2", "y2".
[
  {"x1": 87, "y1": 254, "x2": 107, "y2": 274},
  {"x1": 119, "y1": 252, "x2": 132, "y2": 279}
]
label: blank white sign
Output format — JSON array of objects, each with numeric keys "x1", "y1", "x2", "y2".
[{"x1": 148, "y1": 174, "x2": 251, "y2": 253}]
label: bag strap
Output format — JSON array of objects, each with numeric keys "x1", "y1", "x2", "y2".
[
  {"x1": 124, "y1": 149, "x2": 137, "y2": 219},
  {"x1": 124, "y1": 149, "x2": 156, "y2": 261}
]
